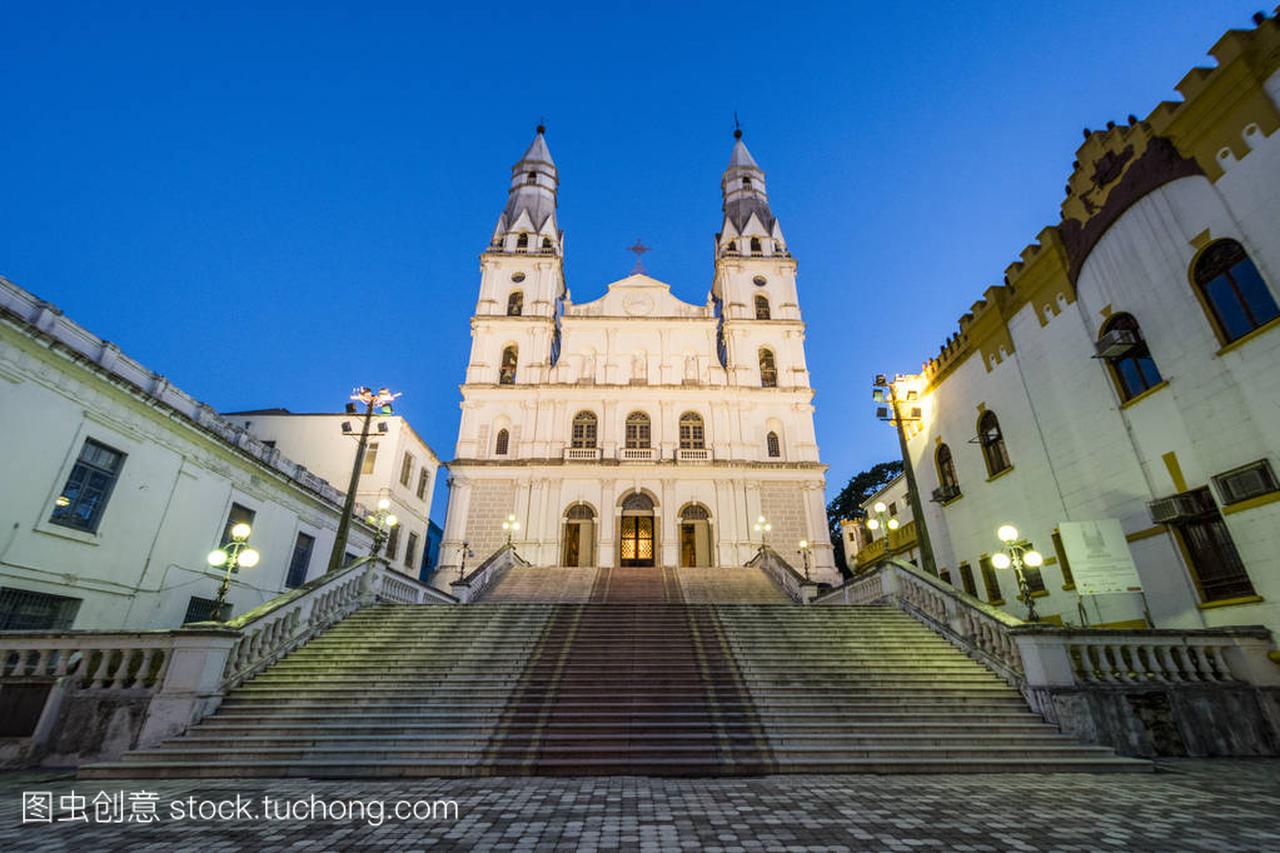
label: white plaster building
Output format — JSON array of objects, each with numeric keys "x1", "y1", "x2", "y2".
[
  {"x1": 0, "y1": 278, "x2": 373, "y2": 630},
  {"x1": 439, "y1": 127, "x2": 837, "y2": 583},
  {"x1": 229, "y1": 411, "x2": 441, "y2": 577},
  {"x1": 890, "y1": 18, "x2": 1280, "y2": 634}
]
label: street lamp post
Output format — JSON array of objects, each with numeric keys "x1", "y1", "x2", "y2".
[
  {"x1": 753, "y1": 515, "x2": 772, "y2": 551},
  {"x1": 326, "y1": 386, "x2": 401, "y2": 575},
  {"x1": 872, "y1": 374, "x2": 938, "y2": 576},
  {"x1": 501, "y1": 514, "x2": 521, "y2": 550},
  {"x1": 206, "y1": 522, "x2": 260, "y2": 622},
  {"x1": 366, "y1": 498, "x2": 399, "y2": 558},
  {"x1": 797, "y1": 539, "x2": 814, "y2": 582},
  {"x1": 456, "y1": 541, "x2": 474, "y2": 583},
  {"x1": 992, "y1": 524, "x2": 1045, "y2": 622}
]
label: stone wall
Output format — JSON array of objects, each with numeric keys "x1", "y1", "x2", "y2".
[
  {"x1": 463, "y1": 478, "x2": 518, "y2": 562},
  {"x1": 1035, "y1": 685, "x2": 1280, "y2": 757},
  {"x1": 759, "y1": 482, "x2": 808, "y2": 567}
]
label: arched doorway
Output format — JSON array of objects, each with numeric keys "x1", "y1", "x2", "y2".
[
  {"x1": 561, "y1": 503, "x2": 596, "y2": 567},
  {"x1": 678, "y1": 503, "x2": 713, "y2": 567},
  {"x1": 619, "y1": 492, "x2": 656, "y2": 567}
]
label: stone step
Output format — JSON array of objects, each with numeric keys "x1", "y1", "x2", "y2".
[
  {"x1": 79, "y1": 755, "x2": 1151, "y2": 780},
  {"x1": 192, "y1": 719, "x2": 1057, "y2": 735}
]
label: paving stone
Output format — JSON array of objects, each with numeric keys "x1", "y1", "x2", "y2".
[{"x1": 3, "y1": 762, "x2": 1279, "y2": 850}]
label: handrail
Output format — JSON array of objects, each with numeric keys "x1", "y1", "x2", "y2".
[
  {"x1": 451, "y1": 543, "x2": 530, "y2": 602},
  {"x1": 746, "y1": 545, "x2": 817, "y2": 604}
]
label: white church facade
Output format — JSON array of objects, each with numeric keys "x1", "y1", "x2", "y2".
[{"x1": 438, "y1": 127, "x2": 837, "y2": 584}]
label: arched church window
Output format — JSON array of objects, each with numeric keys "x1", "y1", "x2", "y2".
[
  {"x1": 1193, "y1": 239, "x2": 1279, "y2": 343},
  {"x1": 1099, "y1": 313, "x2": 1162, "y2": 401},
  {"x1": 495, "y1": 429, "x2": 509, "y2": 455},
  {"x1": 625, "y1": 411, "x2": 651, "y2": 449},
  {"x1": 681, "y1": 504, "x2": 710, "y2": 521},
  {"x1": 679, "y1": 412, "x2": 705, "y2": 449},
  {"x1": 977, "y1": 411, "x2": 1011, "y2": 477},
  {"x1": 726, "y1": 240, "x2": 737, "y2": 255},
  {"x1": 936, "y1": 443, "x2": 959, "y2": 492},
  {"x1": 566, "y1": 503, "x2": 595, "y2": 520},
  {"x1": 759, "y1": 348, "x2": 777, "y2": 387},
  {"x1": 755, "y1": 294, "x2": 771, "y2": 320},
  {"x1": 499, "y1": 345, "x2": 517, "y2": 385},
  {"x1": 516, "y1": 233, "x2": 528, "y2": 249},
  {"x1": 766, "y1": 431, "x2": 780, "y2": 458},
  {"x1": 526, "y1": 171, "x2": 537, "y2": 184},
  {"x1": 507, "y1": 291, "x2": 523, "y2": 316},
  {"x1": 571, "y1": 411, "x2": 598, "y2": 448},
  {"x1": 542, "y1": 237, "x2": 553, "y2": 251},
  {"x1": 622, "y1": 492, "x2": 653, "y2": 511},
  {"x1": 742, "y1": 177, "x2": 751, "y2": 187},
  {"x1": 750, "y1": 237, "x2": 762, "y2": 255}
]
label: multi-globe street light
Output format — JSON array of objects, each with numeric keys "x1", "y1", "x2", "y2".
[
  {"x1": 992, "y1": 524, "x2": 1045, "y2": 622},
  {"x1": 366, "y1": 497, "x2": 399, "y2": 558},
  {"x1": 326, "y1": 386, "x2": 401, "y2": 575},
  {"x1": 206, "y1": 522, "x2": 260, "y2": 621}
]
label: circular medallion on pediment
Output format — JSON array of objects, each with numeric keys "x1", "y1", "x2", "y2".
[{"x1": 624, "y1": 294, "x2": 654, "y2": 316}]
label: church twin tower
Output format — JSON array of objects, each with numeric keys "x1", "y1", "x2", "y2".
[{"x1": 439, "y1": 127, "x2": 836, "y2": 584}]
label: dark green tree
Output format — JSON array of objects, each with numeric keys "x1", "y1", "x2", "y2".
[{"x1": 826, "y1": 460, "x2": 903, "y2": 575}]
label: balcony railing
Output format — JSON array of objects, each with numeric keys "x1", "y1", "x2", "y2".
[
  {"x1": 563, "y1": 447, "x2": 601, "y2": 462},
  {"x1": 618, "y1": 447, "x2": 657, "y2": 462},
  {"x1": 676, "y1": 448, "x2": 712, "y2": 463}
]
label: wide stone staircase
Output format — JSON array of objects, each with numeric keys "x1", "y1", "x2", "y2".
[{"x1": 81, "y1": 603, "x2": 1148, "y2": 778}]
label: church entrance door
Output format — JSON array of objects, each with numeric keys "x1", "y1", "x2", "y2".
[
  {"x1": 562, "y1": 504, "x2": 596, "y2": 567},
  {"x1": 619, "y1": 515, "x2": 655, "y2": 567}
]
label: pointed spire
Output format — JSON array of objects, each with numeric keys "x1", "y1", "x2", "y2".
[
  {"x1": 717, "y1": 127, "x2": 785, "y2": 259},
  {"x1": 490, "y1": 124, "x2": 562, "y2": 256}
]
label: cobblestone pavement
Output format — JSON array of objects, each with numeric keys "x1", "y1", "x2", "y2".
[{"x1": 2, "y1": 761, "x2": 1278, "y2": 851}]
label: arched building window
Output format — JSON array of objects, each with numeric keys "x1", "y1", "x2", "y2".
[
  {"x1": 571, "y1": 411, "x2": 598, "y2": 448},
  {"x1": 516, "y1": 233, "x2": 528, "y2": 249},
  {"x1": 1099, "y1": 313, "x2": 1162, "y2": 401},
  {"x1": 526, "y1": 171, "x2": 537, "y2": 184},
  {"x1": 755, "y1": 294, "x2": 771, "y2": 320},
  {"x1": 936, "y1": 443, "x2": 959, "y2": 494},
  {"x1": 625, "y1": 412, "x2": 651, "y2": 449},
  {"x1": 766, "y1": 431, "x2": 780, "y2": 458},
  {"x1": 507, "y1": 291, "x2": 523, "y2": 316},
  {"x1": 1193, "y1": 239, "x2": 1279, "y2": 342},
  {"x1": 978, "y1": 411, "x2": 1011, "y2": 477},
  {"x1": 759, "y1": 348, "x2": 777, "y2": 387},
  {"x1": 494, "y1": 428, "x2": 509, "y2": 456},
  {"x1": 499, "y1": 346, "x2": 518, "y2": 385},
  {"x1": 750, "y1": 237, "x2": 762, "y2": 255},
  {"x1": 679, "y1": 412, "x2": 705, "y2": 449}
]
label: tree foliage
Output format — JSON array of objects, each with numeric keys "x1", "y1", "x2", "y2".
[{"x1": 826, "y1": 460, "x2": 903, "y2": 573}]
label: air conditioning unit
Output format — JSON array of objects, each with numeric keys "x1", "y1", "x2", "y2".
[
  {"x1": 1147, "y1": 490, "x2": 1214, "y2": 524},
  {"x1": 1095, "y1": 328, "x2": 1139, "y2": 358},
  {"x1": 931, "y1": 485, "x2": 961, "y2": 503},
  {"x1": 1213, "y1": 459, "x2": 1278, "y2": 505}
]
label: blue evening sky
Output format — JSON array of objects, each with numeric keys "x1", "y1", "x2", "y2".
[{"x1": 1, "y1": 2, "x2": 1260, "y2": 522}]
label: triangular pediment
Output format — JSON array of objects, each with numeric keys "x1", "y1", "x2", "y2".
[{"x1": 566, "y1": 274, "x2": 709, "y2": 318}]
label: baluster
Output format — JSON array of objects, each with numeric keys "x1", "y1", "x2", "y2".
[
  {"x1": 1158, "y1": 645, "x2": 1182, "y2": 682},
  {"x1": 33, "y1": 648, "x2": 52, "y2": 676},
  {"x1": 53, "y1": 647, "x2": 75, "y2": 677},
  {"x1": 1144, "y1": 645, "x2": 1167, "y2": 683},
  {"x1": 1190, "y1": 645, "x2": 1213, "y2": 680},
  {"x1": 1206, "y1": 645, "x2": 1232, "y2": 681},
  {"x1": 134, "y1": 649, "x2": 155, "y2": 688},
  {"x1": 110, "y1": 648, "x2": 133, "y2": 688},
  {"x1": 89, "y1": 649, "x2": 112, "y2": 689},
  {"x1": 1078, "y1": 645, "x2": 1098, "y2": 682},
  {"x1": 1119, "y1": 645, "x2": 1140, "y2": 683}
]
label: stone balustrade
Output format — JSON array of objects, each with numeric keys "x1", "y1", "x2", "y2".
[
  {"x1": 0, "y1": 557, "x2": 451, "y2": 768},
  {"x1": 747, "y1": 545, "x2": 818, "y2": 604},
  {"x1": 816, "y1": 558, "x2": 1280, "y2": 756},
  {"x1": 450, "y1": 543, "x2": 530, "y2": 603}
]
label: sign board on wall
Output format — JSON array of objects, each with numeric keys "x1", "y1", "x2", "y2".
[{"x1": 1058, "y1": 519, "x2": 1143, "y2": 596}]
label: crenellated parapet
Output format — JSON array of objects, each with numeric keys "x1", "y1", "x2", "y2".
[{"x1": 921, "y1": 9, "x2": 1280, "y2": 389}]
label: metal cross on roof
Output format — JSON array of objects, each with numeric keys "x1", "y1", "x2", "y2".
[{"x1": 627, "y1": 238, "x2": 650, "y2": 274}]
